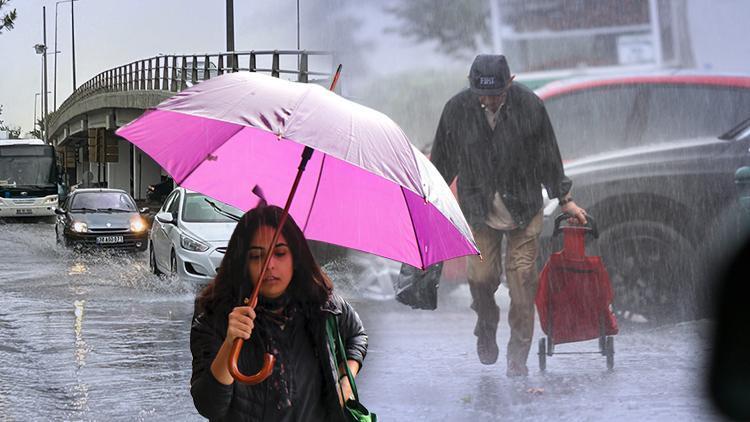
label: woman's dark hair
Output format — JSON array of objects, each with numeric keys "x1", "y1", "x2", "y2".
[{"x1": 197, "y1": 205, "x2": 333, "y2": 313}]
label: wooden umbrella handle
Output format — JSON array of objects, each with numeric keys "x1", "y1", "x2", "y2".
[{"x1": 228, "y1": 338, "x2": 276, "y2": 385}]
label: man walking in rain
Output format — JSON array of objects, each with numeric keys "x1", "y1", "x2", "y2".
[{"x1": 431, "y1": 54, "x2": 587, "y2": 376}]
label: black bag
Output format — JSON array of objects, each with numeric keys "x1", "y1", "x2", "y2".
[
  {"x1": 393, "y1": 262, "x2": 444, "y2": 310},
  {"x1": 326, "y1": 316, "x2": 376, "y2": 422}
]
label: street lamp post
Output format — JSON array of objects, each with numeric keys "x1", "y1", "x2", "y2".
[
  {"x1": 34, "y1": 91, "x2": 51, "y2": 135},
  {"x1": 43, "y1": 8, "x2": 49, "y2": 138},
  {"x1": 34, "y1": 93, "x2": 40, "y2": 131},
  {"x1": 489, "y1": 0, "x2": 504, "y2": 54},
  {"x1": 71, "y1": 0, "x2": 76, "y2": 89},
  {"x1": 296, "y1": 0, "x2": 300, "y2": 50},
  {"x1": 54, "y1": 0, "x2": 78, "y2": 110},
  {"x1": 33, "y1": 44, "x2": 49, "y2": 141},
  {"x1": 226, "y1": 0, "x2": 234, "y2": 70},
  {"x1": 33, "y1": 6, "x2": 49, "y2": 143}
]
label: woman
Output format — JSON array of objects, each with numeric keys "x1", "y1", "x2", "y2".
[{"x1": 190, "y1": 205, "x2": 368, "y2": 421}]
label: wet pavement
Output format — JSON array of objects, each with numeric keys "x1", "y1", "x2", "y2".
[{"x1": 0, "y1": 221, "x2": 721, "y2": 421}]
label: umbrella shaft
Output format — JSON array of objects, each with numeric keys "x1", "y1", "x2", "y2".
[{"x1": 247, "y1": 146, "x2": 314, "y2": 308}]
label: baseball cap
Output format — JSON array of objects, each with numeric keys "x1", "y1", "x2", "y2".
[{"x1": 469, "y1": 54, "x2": 511, "y2": 96}]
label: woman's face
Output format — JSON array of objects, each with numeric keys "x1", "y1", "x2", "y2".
[{"x1": 248, "y1": 225, "x2": 294, "y2": 299}]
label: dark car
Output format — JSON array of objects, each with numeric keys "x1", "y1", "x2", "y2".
[
  {"x1": 55, "y1": 188, "x2": 150, "y2": 251},
  {"x1": 537, "y1": 73, "x2": 750, "y2": 161},
  {"x1": 537, "y1": 74, "x2": 750, "y2": 321}
]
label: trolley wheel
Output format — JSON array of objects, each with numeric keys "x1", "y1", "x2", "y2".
[
  {"x1": 605, "y1": 336, "x2": 615, "y2": 370},
  {"x1": 547, "y1": 338, "x2": 554, "y2": 356},
  {"x1": 538, "y1": 338, "x2": 547, "y2": 372}
]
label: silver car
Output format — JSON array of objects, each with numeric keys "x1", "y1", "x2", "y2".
[{"x1": 149, "y1": 187, "x2": 241, "y2": 285}]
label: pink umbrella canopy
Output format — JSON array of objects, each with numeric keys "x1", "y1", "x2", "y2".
[{"x1": 116, "y1": 72, "x2": 477, "y2": 269}]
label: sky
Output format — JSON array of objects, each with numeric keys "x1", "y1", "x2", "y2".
[
  {"x1": 0, "y1": 0, "x2": 457, "y2": 134},
  {"x1": 1, "y1": 0, "x2": 749, "y2": 138}
]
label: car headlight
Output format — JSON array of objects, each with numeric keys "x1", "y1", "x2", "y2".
[
  {"x1": 180, "y1": 234, "x2": 209, "y2": 252},
  {"x1": 44, "y1": 195, "x2": 58, "y2": 204},
  {"x1": 72, "y1": 221, "x2": 88, "y2": 233},
  {"x1": 130, "y1": 217, "x2": 148, "y2": 233}
]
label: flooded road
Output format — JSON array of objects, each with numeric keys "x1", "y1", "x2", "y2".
[
  {"x1": 0, "y1": 221, "x2": 720, "y2": 420},
  {"x1": 0, "y1": 221, "x2": 196, "y2": 421}
]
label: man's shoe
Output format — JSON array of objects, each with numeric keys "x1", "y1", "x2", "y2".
[
  {"x1": 475, "y1": 323, "x2": 498, "y2": 365},
  {"x1": 506, "y1": 361, "x2": 528, "y2": 377}
]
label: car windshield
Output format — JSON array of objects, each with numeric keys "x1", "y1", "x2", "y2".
[
  {"x1": 70, "y1": 192, "x2": 137, "y2": 212},
  {"x1": 182, "y1": 193, "x2": 242, "y2": 223},
  {"x1": 544, "y1": 84, "x2": 750, "y2": 159}
]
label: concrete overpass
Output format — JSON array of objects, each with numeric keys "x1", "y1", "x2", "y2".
[{"x1": 47, "y1": 50, "x2": 334, "y2": 200}]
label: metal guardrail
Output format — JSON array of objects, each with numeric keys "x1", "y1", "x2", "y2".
[{"x1": 49, "y1": 50, "x2": 334, "y2": 129}]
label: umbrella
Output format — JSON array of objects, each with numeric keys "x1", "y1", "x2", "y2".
[{"x1": 116, "y1": 69, "x2": 478, "y2": 384}]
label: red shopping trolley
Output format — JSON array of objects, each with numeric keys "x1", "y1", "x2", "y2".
[{"x1": 536, "y1": 214, "x2": 619, "y2": 370}]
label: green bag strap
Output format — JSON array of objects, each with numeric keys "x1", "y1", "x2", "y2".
[{"x1": 326, "y1": 315, "x2": 359, "y2": 401}]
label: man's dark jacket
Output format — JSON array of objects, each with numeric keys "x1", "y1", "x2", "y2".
[
  {"x1": 430, "y1": 84, "x2": 571, "y2": 229},
  {"x1": 190, "y1": 294, "x2": 367, "y2": 421}
]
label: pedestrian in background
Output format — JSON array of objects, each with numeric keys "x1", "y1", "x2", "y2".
[
  {"x1": 190, "y1": 204, "x2": 368, "y2": 420},
  {"x1": 431, "y1": 54, "x2": 587, "y2": 376}
]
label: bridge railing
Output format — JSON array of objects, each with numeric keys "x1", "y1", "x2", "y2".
[{"x1": 50, "y1": 50, "x2": 334, "y2": 129}]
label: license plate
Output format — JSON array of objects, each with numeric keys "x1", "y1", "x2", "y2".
[
  {"x1": 15, "y1": 209, "x2": 32, "y2": 215},
  {"x1": 96, "y1": 235, "x2": 124, "y2": 244}
]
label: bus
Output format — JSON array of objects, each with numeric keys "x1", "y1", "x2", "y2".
[{"x1": 0, "y1": 138, "x2": 60, "y2": 217}]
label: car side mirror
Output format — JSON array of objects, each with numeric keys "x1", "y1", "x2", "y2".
[
  {"x1": 155, "y1": 211, "x2": 174, "y2": 224},
  {"x1": 54, "y1": 208, "x2": 65, "y2": 215},
  {"x1": 139, "y1": 207, "x2": 150, "y2": 214}
]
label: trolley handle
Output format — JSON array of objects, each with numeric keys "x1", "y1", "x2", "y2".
[{"x1": 553, "y1": 213, "x2": 599, "y2": 239}]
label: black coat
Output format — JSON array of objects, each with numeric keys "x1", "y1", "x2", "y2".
[
  {"x1": 430, "y1": 84, "x2": 572, "y2": 228},
  {"x1": 190, "y1": 294, "x2": 367, "y2": 421}
]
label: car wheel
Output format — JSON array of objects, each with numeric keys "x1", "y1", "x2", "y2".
[
  {"x1": 592, "y1": 220, "x2": 696, "y2": 322},
  {"x1": 171, "y1": 250, "x2": 178, "y2": 275},
  {"x1": 57, "y1": 227, "x2": 70, "y2": 248},
  {"x1": 149, "y1": 243, "x2": 162, "y2": 276},
  {"x1": 538, "y1": 338, "x2": 547, "y2": 372},
  {"x1": 346, "y1": 252, "x2": 397, "y2": 300},
  {"x1": 359, "y1": 263, "x2": 396, "y2": 301},
  {"x1": 605, "y1": 336, "x2": 615, "y2": 370}
]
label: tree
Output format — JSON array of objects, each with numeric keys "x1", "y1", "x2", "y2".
[
  {"x1": 28, "y1": 122, "x2": 42, "y2": 139},
  {"x1": 298, "y1": 0, "x2": 371, "y2": 78},
  {"x1": 0, "y1": 104, "x2": 7, "y2": 133},
  {"x1": 0, "y1": 105, "x2": 23, "y2": 139},
  {"x1": 356, "y1": 69, "x2": 466, "y2": 150},
  {"x1": 4, "y1": 124, "x2": 21, "y2": 139},
  {"x1": 384, "y1": 0, "x2": 489, "y2": 59},
  {"x1": 0, "y1": 0, "x2": 17, "y2": 34}
]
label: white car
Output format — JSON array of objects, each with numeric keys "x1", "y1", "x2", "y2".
[{"x1": 149, "y1": 187, "x2": 241, "y2": 285}]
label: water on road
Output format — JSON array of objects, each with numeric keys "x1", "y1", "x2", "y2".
[{"x1": 0, "y1": 221, "x2": 720, "y2": 421}]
